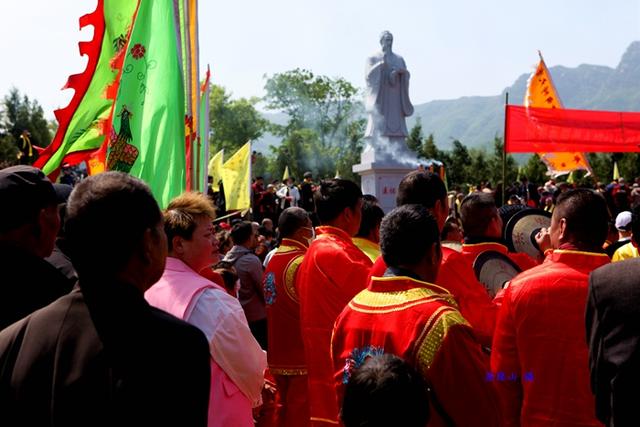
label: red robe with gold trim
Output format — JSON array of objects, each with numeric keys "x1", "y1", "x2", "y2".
[
  {"x1": 296, "y1": 226, "x2": 373, "y2": 426},
  {"x1": 491, "y1": 249, "x2": 609, "y2": 427},
  {"x1": 369, "y1": 246, "x2": 498, "y2": 346},
  {"x1": 332, "y1": 275, "x2": 502, "y2": 427},
  {"x1": 263, "y1": 238, "x2": 309, "y2": 427}
]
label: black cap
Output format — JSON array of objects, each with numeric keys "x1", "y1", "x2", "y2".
[
  {"x1": 0, "y1": 165, "x2": 57, "y2": 232},
  {"x1": 303, "y1": 171, "x2": 313, "y2": 179},
  {"x1": 53, "y1": 183, "x2": 73, "y2": 204}
]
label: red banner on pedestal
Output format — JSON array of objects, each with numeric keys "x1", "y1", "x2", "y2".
[{"x1": 505, "y1": 105, "x2": 640, "y2": 153}]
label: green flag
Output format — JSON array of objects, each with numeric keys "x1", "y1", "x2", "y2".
[
  {"x1": 35, "y1": 0, "x2": 138, "y2": 175},
  {"x1": 108, "y1": 0, "x2": 185, "y2": 207}
]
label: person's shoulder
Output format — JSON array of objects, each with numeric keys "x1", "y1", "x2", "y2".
[
  {"x1": 196, "y1": 287, "x2": 241, "y2": 313},
  {"x1": 148, "y1": 306, "x2": 209, "y2": 348},
  {"x1": 507, "y1": 262, "x2": 555, "y2": 294},
  {"x1": 591, "y1": 257, "x2": 640, "y2": 288},
  {"x1": 0, "y1": 291, "x2": 83, "y2": 353}
]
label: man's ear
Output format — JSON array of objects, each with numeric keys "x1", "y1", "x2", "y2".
[
  {"x1": 171, "y1": 235, "x2": 185, "y2": 255},
  {"x1": 558, "y1": 218, "x2": 568, "y2": 241},
  {"x1": 140, "y1": 228, "x2": 155, "y2": 265}
]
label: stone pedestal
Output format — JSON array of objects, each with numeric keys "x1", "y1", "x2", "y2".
[{"x1": 353, "y1": 161, "x2": 414, "y2": 213}]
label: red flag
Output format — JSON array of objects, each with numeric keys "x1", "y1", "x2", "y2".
[{"x1": 505, "y1": 105, "x2": 640, "y2": 153}]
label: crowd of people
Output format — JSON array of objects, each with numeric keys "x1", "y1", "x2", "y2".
[{"x1": 1, "y1": 163, "x2": 640, "y2": 427}]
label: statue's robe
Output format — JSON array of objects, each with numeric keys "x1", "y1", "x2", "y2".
[{"x1": 365, "y1": 51, "x2": 414, "y2": 138}]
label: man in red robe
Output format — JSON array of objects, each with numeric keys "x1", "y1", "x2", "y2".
[
  {"x1": 296, "y1": 179, "x2": 373, "y2": 426},
  {"x1": 459, "y1": 193, "x2": 538, "y2": 273},
  {"x1": 369, "y1": 171, "x2": 497, "y2": 346},
  {"x1": 333, "y1": 204, "x2": 501, "y2": 426},
  {"x1": 491, "y1": 189, "x2": 610, "y2": 426},
  {"x1": 263, "y1": 207, "x2": 315, "y2": 427}
]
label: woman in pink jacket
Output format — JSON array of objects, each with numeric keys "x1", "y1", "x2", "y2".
[{"x1": 145, "y1": 192, "x2": 266, "y2": 427}]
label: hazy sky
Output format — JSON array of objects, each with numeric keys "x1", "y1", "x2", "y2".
[{"x1": 1, "y1": 0, "x2": 638, "y2": 118}]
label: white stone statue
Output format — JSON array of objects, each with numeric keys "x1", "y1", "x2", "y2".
[{"x1": 365, "y1": 31, "x2": 414, "y2": 139}]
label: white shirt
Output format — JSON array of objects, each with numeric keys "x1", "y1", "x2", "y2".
[
  {"x1": 276, "y1": 185, "x2": 300, "y2": 208},
  {"x1": 187, "y1": 287, "x2": 267, "y2": 407}
]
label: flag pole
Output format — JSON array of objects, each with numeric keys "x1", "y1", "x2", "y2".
[{"x1": 503, "y1": 92, "x2": 509, "y2": 205}]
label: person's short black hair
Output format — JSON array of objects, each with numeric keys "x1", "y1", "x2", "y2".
[
  {"x1": 255, "y1": 176, "x2": 264, "y2": 181},
  {"x1": 314, "y1": 179, "x2": 363, "y2": 224},
  {"x1": 0, "y1": 165, "x2": 58, "y2": 233},
  {"x1": 356, "y1": 199, "x2": 385, "y2": 238},
  {"x1": 278, "y1": 207, "x2": 310, "y2": 238},
  {"x1": 441, "y1": 217, "x2": 460, "y2": 241},
  {"x1": 380, "y1": 204, "x2": 440, "y2": 268},
  {"x1": 259, "y1": 228, "x2": 275, "y2": 239},
  {"x1": 396, "y1": 171, "x2": 447, "y2": 209},
  {"x1": 341, "y1": 354, "x2": 430, "y2": 427},
  {"x1": 459, "y1": 193, "x2": 499, "y2": 238},
  {"x1": 554, "y1": 188, "x2": 609, "y2": 250},
  {"x1": 230, "y1": 221, "x2": 254, "y2": 246},
  {"x1": 65, "y1": 172, "x2": 162, "y2": 277},
  {"x1": 362, "y1": 194, "x2": 379, "y2": 203}
]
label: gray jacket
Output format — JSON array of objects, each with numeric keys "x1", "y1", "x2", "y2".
[{"x1": 223, "y1": 245, "x2": 265, "y2": 322}]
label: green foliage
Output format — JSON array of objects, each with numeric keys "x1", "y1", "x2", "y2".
[
  {"x1": 0, "y1": 134, "x2": 18, "y2": 168},
  {"x1": 421, "y1": 133, "x2": 440, "y2": 160},
  {"x1": 261, "y1": 69, "x2": 363, "y2": 182},
  {"x1": 263, "y1": 68, "x2": 359, "y2": 146},
  {"x1": 252, "y1": 151, "x2": 269, "y2": 179},
  {"x1": 0, "y1": 87, "x2": 52, "y2": 165},
  {"x1": 447, "y1": 140, "x2": 472, "y2": 186},
  {"x1": 406, "y1": 118, "x2": 423, "y2": 154},
  {"x1": 335, "y1": 119, "x2": 366, "y2": 183},
  {"x1": 487, "y1": 137, "x2": 518, "y2": 186},
  {"x1": 586, "y1": 153, "x2": 640, "y2": 184},
  {"x1": 522, "y1": 154, "x2": 548, "y2": 185},
  {"x1": 470, "y1": 149, "x2": 491, "y2": 185},
  {"x1": 209, "y1": 84, "x2": 268, "y2": 154}
]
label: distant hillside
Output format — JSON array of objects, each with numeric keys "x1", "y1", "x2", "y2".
[
  {"x1": 409, "y1": 41, "x2": 640, "y2": 150},
  {"x1": 255, "y1": 41, "x2": 640, "y2": 153}
]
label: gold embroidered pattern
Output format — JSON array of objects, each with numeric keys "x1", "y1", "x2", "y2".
[
  {"x1": 553, "y1": 249, "x2": 609, "y2": 258},
  {"x1": 277, "y1": 245, "x2": 299, "y2": 254},
  {"x1": 269, "y1": 367, "x2": 308, "y2": 376},
  {"x1": 371, "y1": 275, "x2": 451, "y2": 294},
  {"x1": 351, "y1": 287, "x2": 457, "y2": 311},
  {"x1": 309, "y1": 417, "x2": 339, "y2": 425},
  {"x1": 415, "y1": 309, "x2": 469, "y2": 377},
  {"x1": 284, "y1": 255, "x2": 304, "y2": 302}
]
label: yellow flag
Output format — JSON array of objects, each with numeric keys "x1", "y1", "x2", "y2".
[
  {"x1": 208, "y1": 149, "x2": 224, "y2": 192},
  {"x1": 221, "y1": 142, "x2": 251, "y2": 210},
  {"x1": 613, "y1": 161, "x2": 620, "y2": 181},
  {"x1": 525, "y1": 54, "x2": 592, "y2": 177},
  {"x1": 282, "y1": 166, "x2": 290, "y2": 181}
]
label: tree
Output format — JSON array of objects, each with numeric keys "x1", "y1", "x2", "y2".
[
  {"x1": 263, "y1": 69, "x2": 363, "y2": 181},
  {"x1": 487, "y1": 136, "x2": 518, "y2": 187},
  {"x1": 209, "y1": 84, "x2": 267, "y2": 154},
  {"x1": 0, "y1": 88, "x2": 52, "y2": 165},
  {"x1": 263, "y1": 69, "x2": 360, "y2": 148},
  {"x1": 522, "y1": 154, "x2": 548, "y2": 185},
  {"x1": 0, "y1": 134, "x2": 18, "y2": 168},
  {"x1": 268, "y1": 128, "x2": 323, "y2": 181},
  {"x1": 421, "y1": 133, "x2": 440, "y2": 160},
  {"x1": 448, "y1": 140, "x2": 472, "y2": 187},
  {"x1": 406, "y1": 118, "x2": 423, "y2": 154},
  {"x1": 335, "y1": 119, "x2": 366, "y2": 183},
  {"x1": 470, "y1": 149, "x2": 491, "y2": 187}
]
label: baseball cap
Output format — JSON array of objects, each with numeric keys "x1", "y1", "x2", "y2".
[
  {"x1": 615, "y1": 211, "x2": 632, "y2": 231},
  {"x1": 0, "y1": 165, "x2": 57, "y2": 231}
]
